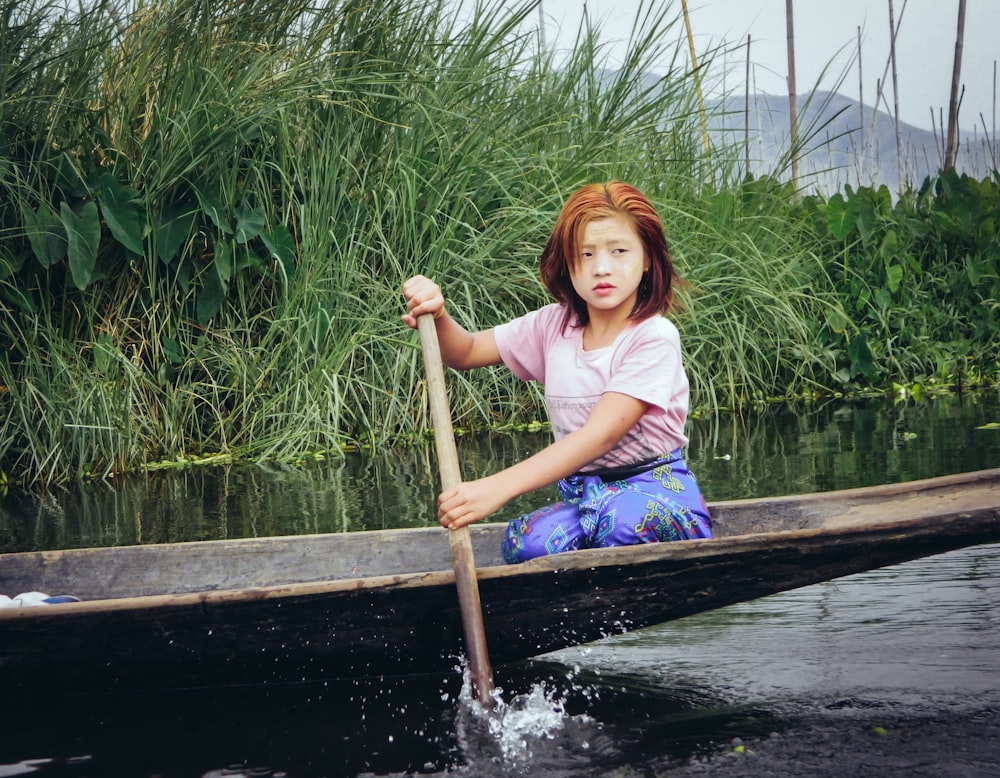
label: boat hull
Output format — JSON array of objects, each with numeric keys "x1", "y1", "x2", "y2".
[{"x1": 2, "y1": 469, "x2": 999, "y2": 695}]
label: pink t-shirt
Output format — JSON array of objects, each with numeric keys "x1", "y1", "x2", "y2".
[{"x1": 493, "y1": 303, "x2": 690, "y2": 472}]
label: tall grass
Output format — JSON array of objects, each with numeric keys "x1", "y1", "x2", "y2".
[{"x1": 0, "y1": 0, "x2": 933, "y2": 488}]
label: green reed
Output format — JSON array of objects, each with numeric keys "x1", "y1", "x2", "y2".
[{"x1": 2, "y1": 0, "x2": 971, "y2": 489}]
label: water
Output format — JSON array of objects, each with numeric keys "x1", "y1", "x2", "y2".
[
  {"x1": 1, "y1": 393, "x2": 999, "y2": 777},
  {"x1": 3, "y1": 393, "x2": 999, "y2": 552},
  {"x1": 539, "y1": 543, "x2": 1000, "y2": 777}
]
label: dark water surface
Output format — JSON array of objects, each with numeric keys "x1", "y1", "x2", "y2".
[
  {"x1": 3, "y1": 392, "x2": 1000, "y2": 552},
  {"x1": 1, "y1": 392, "x2": 999, "y2": 777}
]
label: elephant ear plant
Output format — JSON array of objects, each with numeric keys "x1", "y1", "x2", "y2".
[{"x1": 797, "y1": 169, "x2": 1000, "y2": 388}]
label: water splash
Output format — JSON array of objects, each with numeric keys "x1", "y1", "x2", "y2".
[{"x1": 447, "y1": 664, "x2": 614, "y2": 776}]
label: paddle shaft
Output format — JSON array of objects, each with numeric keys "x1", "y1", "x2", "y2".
[{"x1": 416, "y1": 313, "x2": 495, "y2": 707}]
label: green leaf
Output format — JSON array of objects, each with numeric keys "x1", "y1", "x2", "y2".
[
  {"x1": 313, "y1": 306, "x2": 332, "y2": 344},
  {"x1": 95, "y1": 172, "x2": 144, "y2": 255},
  {"x1": 847, "y1": 334, "x2": 875, "y2": 379},
  {"x1": 884, "y1": 263, "x2": 903, "y2": 294},
  {"x1": 176, "y1": 257, "x2": 191, "y2": 295},
  {"x1": 194, "y1": 188, "x2": 232, "y2": 235},
  {"x1": 0, "y1": 244, "x2": 25, "y2": 280},
  {"x1": 61, "y1": 200, "x2": 101, "y2": 290},
  {"x1": 0, "y1": 231, "x2": 26, "y2": 280},
  {"x1": 823, "y1": 306, "x2": 850, "y2": 333},
  {"x1": 196, "y1": 266, "x2": 226, "y2": 323},
  {"x1": 156, "y1": 200, "x2": 197, "y2": 265},
  {"x1": 93, "y1": 332, "x2": 115, "y2": 374},
  {"x1": 878, "y1": 229, "x2": 899, "y2": 262},
  {"x1": 0, "y1": 283, "x2": 37, "y2": 314},
  {"x1": 826, "y1": 193, "x2": 858, "y2": 240},
  {"x1": 879, "y1": 231, "x2": 902, "y2": 294},
  {"x1": 161, "y1": 336, "x2": 184, "y2": 364},
  {"x1": 234, "y1": 205, "x2": 266, "y2": 245},
  {"x1": 234, "y1": 243, "x2": 263, "y2": 273},
  {"x1": 965, "y1": 254, "x2": 986, "y2": 285},
  {"x1": 259, "y1": 223, "x2": 296, "y2": 280},
  {"x1": 23, "y1": 202, "x2": 67, "y2": 268},
  {"x1": 214, "y1": 239, "x2": 234, "y2": 284},
  {"x1": 856, "y1": 197, "x2": 878, "y2": 246}
]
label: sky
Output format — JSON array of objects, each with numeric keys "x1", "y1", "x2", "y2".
[{"x1": 529, "y1": 0, "x2": 999, "y2": 133}]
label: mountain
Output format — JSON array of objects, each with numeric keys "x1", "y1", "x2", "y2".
[{"x1": 706, "y1": 90, "x2": 996, "y2": 193}]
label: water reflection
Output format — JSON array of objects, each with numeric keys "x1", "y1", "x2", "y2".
[
  {"x1": 1, "y1": 392, "x2": 998, "y2": 553},
  {"x1": 686, "y1": 389, "x2": 1000, "y2": 497}
]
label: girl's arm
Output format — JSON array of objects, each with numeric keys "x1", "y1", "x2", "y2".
[
  {"x1": 402, "y1": 275, "x2": 501, "y2": 369},
  {"x1": 437, "y1": 391, "x2": 649, "y2": 530}
]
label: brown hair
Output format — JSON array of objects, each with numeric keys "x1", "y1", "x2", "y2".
[{"x1": 538, "y1": 181, "x2": 682, "y2": 330}]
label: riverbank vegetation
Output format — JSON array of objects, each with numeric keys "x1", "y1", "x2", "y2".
[{"x1": 1, "y1": 0, "x2": 997, "y2": 487}]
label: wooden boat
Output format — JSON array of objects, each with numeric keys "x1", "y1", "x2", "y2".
[{"x1": 2, "y1": 468, "x2": 999, "y2": 697}]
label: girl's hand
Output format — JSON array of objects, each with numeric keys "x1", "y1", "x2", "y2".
[
  {"x1": 401, "y1": 275, "x2": 446, "y2": 328},
  {"x1": 437, "y1": 475, "x2": 511, "y2": 530}
]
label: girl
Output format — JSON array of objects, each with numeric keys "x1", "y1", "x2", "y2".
[{"x1": 402, "y1": 181, "x2": 712, "y2": 563}]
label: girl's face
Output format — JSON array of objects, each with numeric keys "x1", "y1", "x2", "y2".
[{"x1": 569, "y1": 214, "x2": 648, "y2": 320}]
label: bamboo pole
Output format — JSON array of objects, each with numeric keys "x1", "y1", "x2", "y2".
[
  {"x1": 417, "y1": 314, "x2": 495, "y2": 708},
  {"x1": 745, "y1": 34, "x2": 751, "y2": 175},
  {"x1": 944, "y1": 0, "x2": 967, "y2": 171},
  {"x1": 537, "y1": 0, "x2": 546, "y2": 51},
  {"x1": 857, "y1": 26, "x2": 864, "y2": 154},
  {"x1": 679, "y1": 0, "x2": 710, "y2": 154},
  {"x1": 991, "y1": 60, "x2": 997, "y2": 169},
  {"x1": 870, "y1": 1, "x2": 906, "y2": 158},
  {"x1": 887, "y1": 0, "x2": 905, "y2": 189},
  {"x1": 785, "y1": 0, "x2": 799, "y2": 189}
]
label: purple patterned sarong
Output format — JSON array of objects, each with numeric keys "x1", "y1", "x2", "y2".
[{"x1": 501, "y1": 450, "x2": 712, "y2": 564}]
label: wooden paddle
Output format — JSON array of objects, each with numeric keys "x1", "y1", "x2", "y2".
[{"x1": 416, "y1": 313, "x2": 495, "y2": 708}]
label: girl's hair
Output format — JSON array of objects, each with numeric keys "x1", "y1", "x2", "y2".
[{"x1": 539, "y1": 181, "x2": 683, "y2": 330}]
